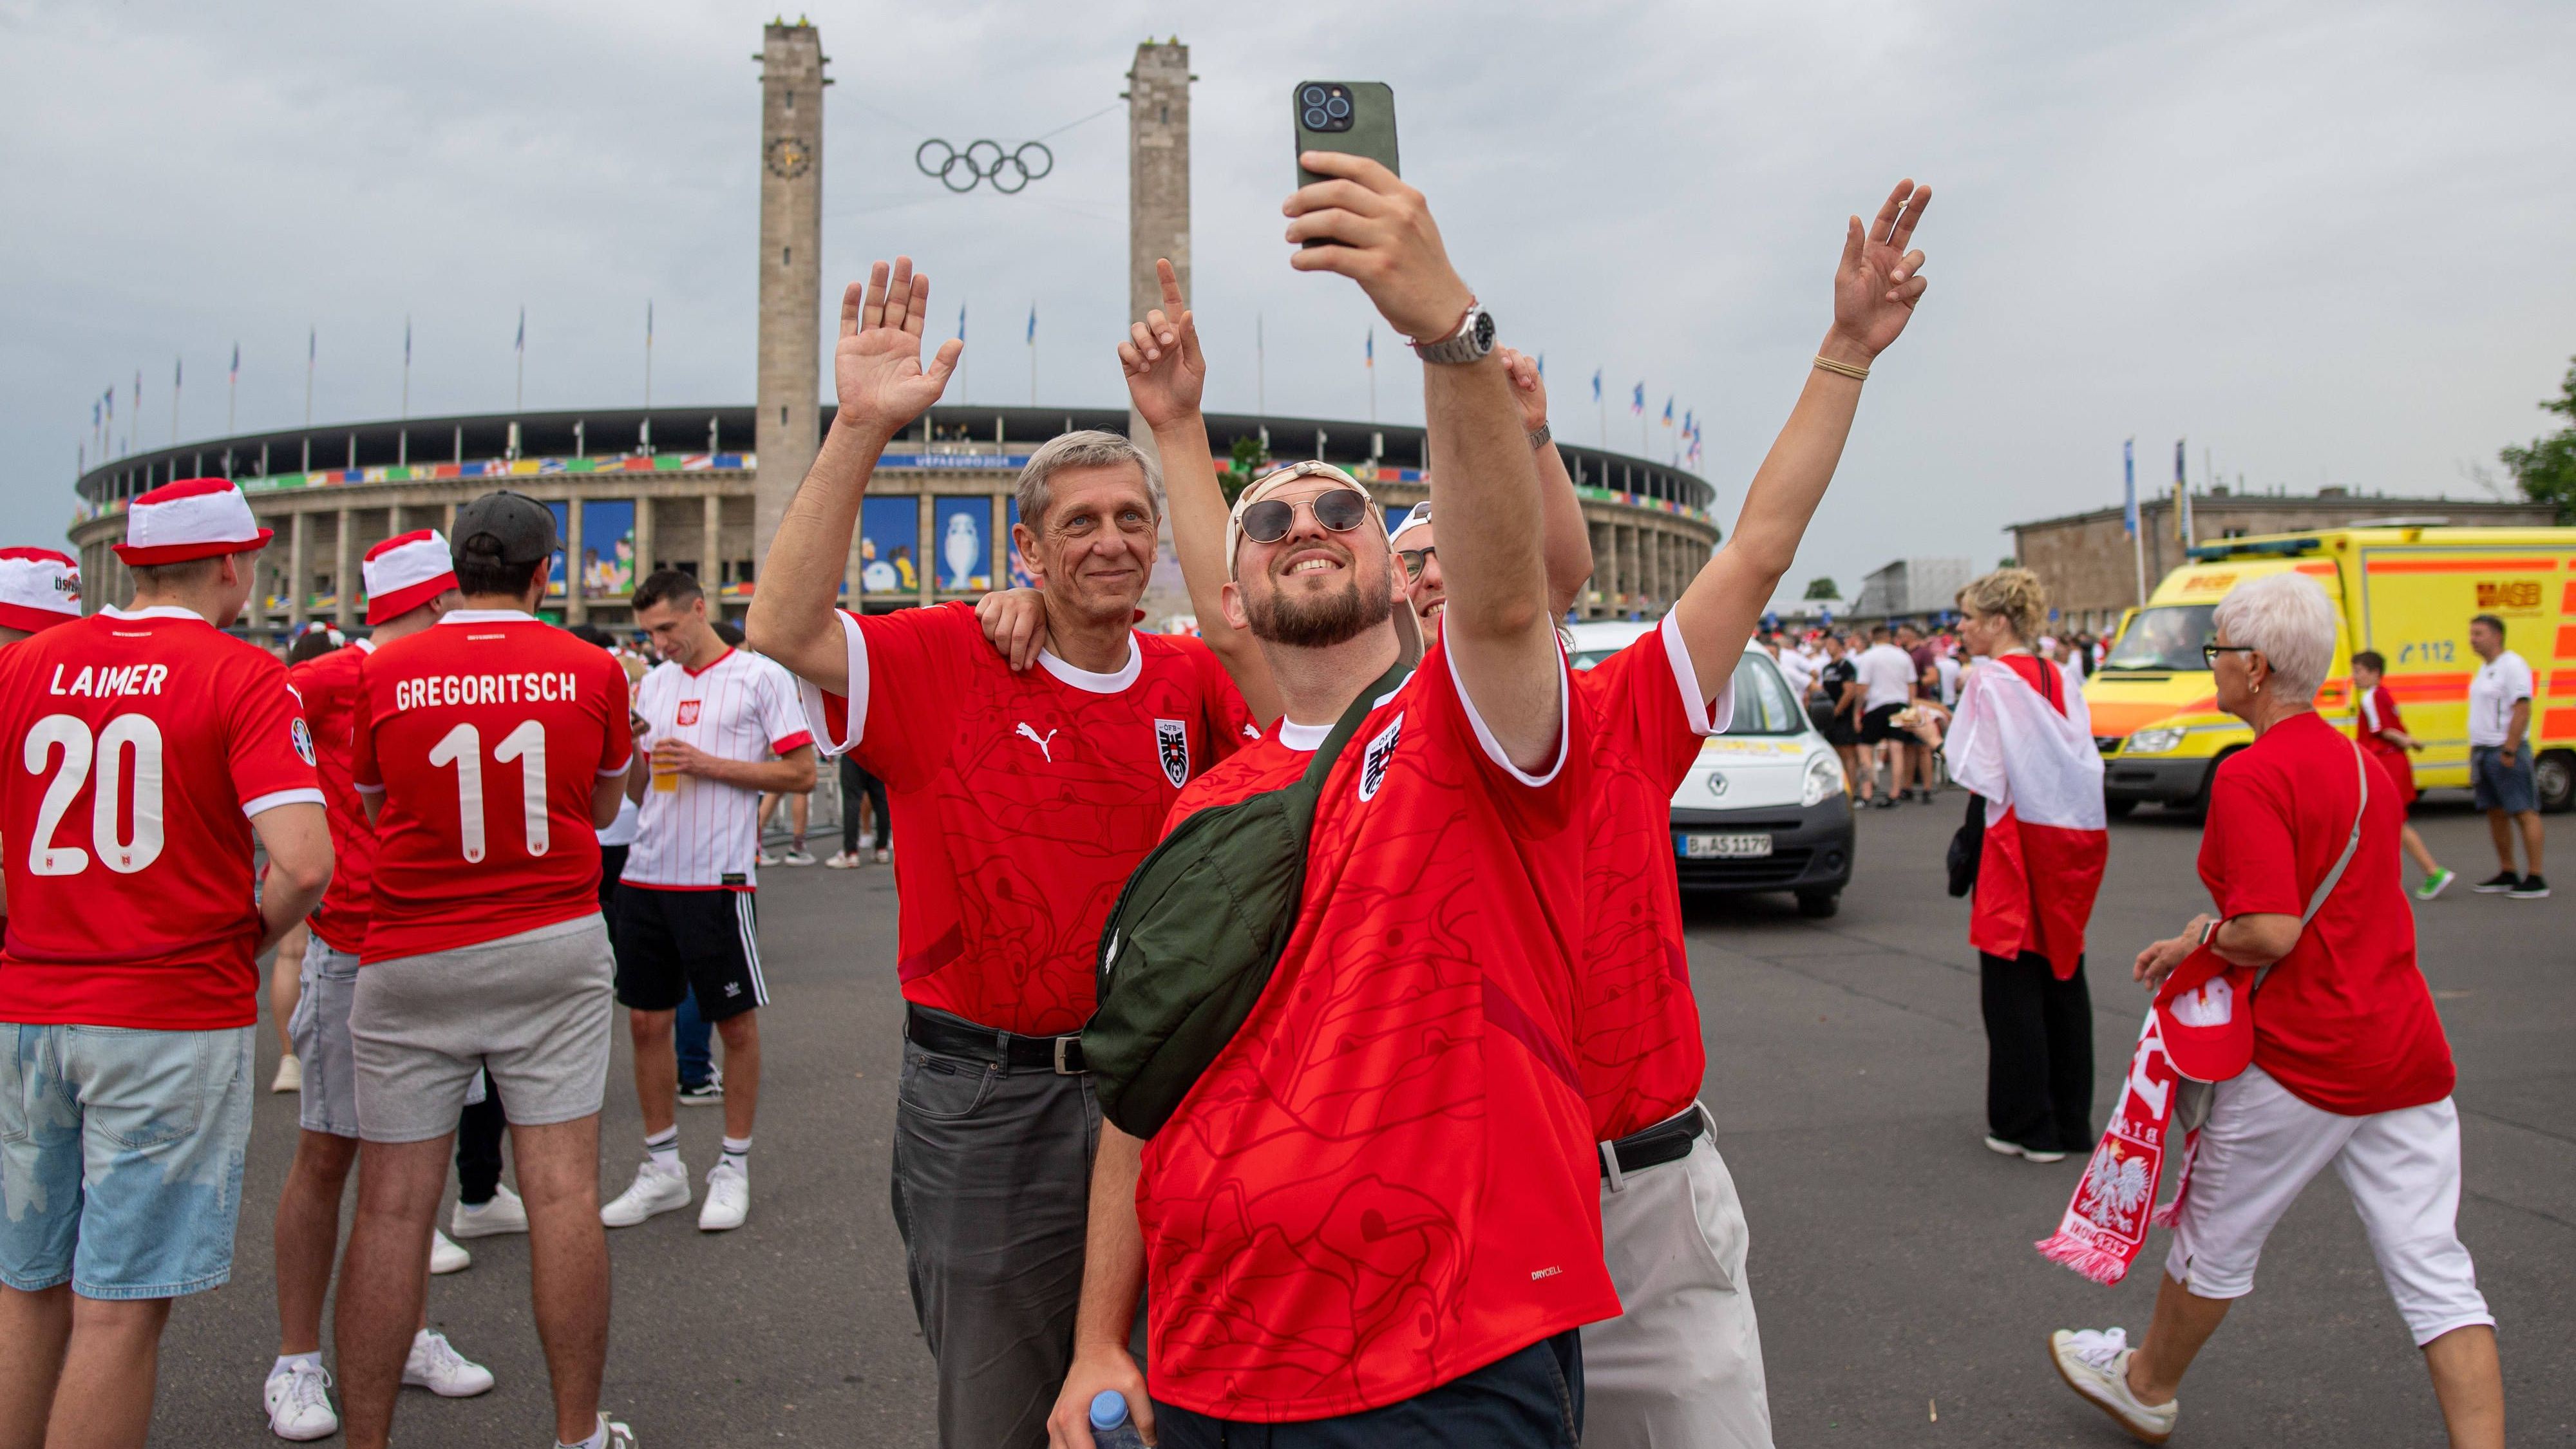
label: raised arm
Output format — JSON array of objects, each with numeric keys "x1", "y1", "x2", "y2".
[
  {"x1": 1122, "y1": 258, "x2": 1283, "y2": 724},
  {"x1": 747, "y1": 257, "x2": 962, "y2": 694},
  {"x1": 1498, "y1": 346, "x2": 1595, "y2": 620},
  {"x1": 1669, "y1": 180, "x2": 1932, "y2": 703},
  {"x1": 1287, "y1": 153, "x2": 1559, "y2": 772}
]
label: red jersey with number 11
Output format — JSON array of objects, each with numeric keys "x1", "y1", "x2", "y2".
[{"x1": 351, "y1": 610, "x2": 632, "y2": 963}]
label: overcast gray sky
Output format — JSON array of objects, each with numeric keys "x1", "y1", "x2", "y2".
[{"x1": 6, "y1": 0, "x2": 2571, "y2": 597}]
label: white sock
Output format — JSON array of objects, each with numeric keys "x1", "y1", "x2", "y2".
[
  {"x1": 645, "y1": 1126, "x2": 680, "y2": 1173},
  {"x1": 556, "y1": 1416, "x2": 608, "y2": 1449},
  {"x1": 271, "y1": 1351, "x2": 322, "y2": 1378},
  {"x1": 721, "y1": 1135, "x2": 751, "y2": 1175}
]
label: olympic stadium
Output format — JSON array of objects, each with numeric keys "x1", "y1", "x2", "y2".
[{"x1": 62, "y1": 25, "x2": 1718, "y2": 638}]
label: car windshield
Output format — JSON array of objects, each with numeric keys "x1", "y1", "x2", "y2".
[
  {"x1": 2101, "y1": 605, "x2": 2218, "y2": 671},
  {"x1": 1569, "y1": 642, "x2": 1805, "y2": 735}
]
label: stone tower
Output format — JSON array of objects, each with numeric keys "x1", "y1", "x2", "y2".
[
  {"x1": 753, "y1": 20, "x2": 827, "y2": 569},
  {"x1": 1126, "y1": 39, "x2": 1193, "y2": 623}
]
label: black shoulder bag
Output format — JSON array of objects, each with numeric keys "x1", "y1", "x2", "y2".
[{"x1": 1083, "y1": 661, "x2": 1408, "y2": 1139}]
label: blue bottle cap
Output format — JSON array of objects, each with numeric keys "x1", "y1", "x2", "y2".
[{"x1": 1088, "y1": 1390, "x2": 1128, "y2": 1430}]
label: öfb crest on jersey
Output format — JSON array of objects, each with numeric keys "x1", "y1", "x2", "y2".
[{"x1": 1155, "y1": 717, "x2": 1189, "y2": 788}]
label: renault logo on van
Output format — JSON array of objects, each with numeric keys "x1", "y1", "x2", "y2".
[{"x1": 1705, "y1": 772, "x2": 1730, "y2": 798}]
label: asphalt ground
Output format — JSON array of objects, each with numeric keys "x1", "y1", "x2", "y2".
[{"x1": 145, "y1": 791, "x2": 2570, "y2": 1446}]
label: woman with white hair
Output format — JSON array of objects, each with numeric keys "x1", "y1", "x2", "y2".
[{"x1": 2048, "y1": 572, "x2": 2501, "y2": 1446}]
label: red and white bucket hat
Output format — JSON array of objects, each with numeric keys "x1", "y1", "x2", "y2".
[
  {"x1": 363, "y1": 529, "x2": 460, "y2": 625},
  {"x1": 0, "y1": 547, "x2": 82, "y2": 634},
  {"x1": 111, "y1": 477, "x2": 274, "y2": 565}
]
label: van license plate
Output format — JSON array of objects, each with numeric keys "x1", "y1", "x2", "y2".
[{"x1": 1680, "y1": 832, "x2": 1772, "y2": 860}]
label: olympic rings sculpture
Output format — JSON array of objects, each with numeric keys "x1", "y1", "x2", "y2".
[{"x1": 914, "y1": 138, "x2": 1056, "y2": 194}]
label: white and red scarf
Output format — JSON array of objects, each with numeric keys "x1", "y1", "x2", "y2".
[
  {"x1": 2036, "y1": 992, "x2": 2208, "y2": 1285},
  {"x1": 1947, "y1": 656, "x2": 2108, "y2": 979}
]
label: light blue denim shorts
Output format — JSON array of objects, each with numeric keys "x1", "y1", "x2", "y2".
[{"x1": 0, "y1": 1022, "x2": 256, "y2": 1299}]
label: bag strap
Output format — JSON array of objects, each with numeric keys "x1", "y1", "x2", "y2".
[
  {"x1": 2254, "y1": 734, "x2": 2369, "y2": 991},
  {"x1": 1273, "y1": 658, "x2": 1416, "y2": 832}
]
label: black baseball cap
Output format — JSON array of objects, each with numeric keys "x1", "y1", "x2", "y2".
[{"x1": 451, "y1": 490, "x2": 557, "y2": 565}]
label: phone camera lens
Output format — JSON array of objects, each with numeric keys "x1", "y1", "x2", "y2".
[
  {"x1": 1304, "y1": 107, "x2": 1330, "y2": 130},
  {"x1": 1324, "y1": 95, "x2": 1350, "y2": 120},
  {"x1": 1301, "y1": 85, "x2": 1327, "y2": 106}
]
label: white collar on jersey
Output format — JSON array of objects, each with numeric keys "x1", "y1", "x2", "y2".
[
  {"x1": 1035, "y1": 636, "x2": 1141, "y2": 694},
  {"x1": 1276, "y1": 718, "x2": 1331, "y2": 752},
  {"x1": 437, "y1": 609, "x2": 536, "y2": 624},
  {"x1": 99, "y1": 603, "x2": 206, "y2": 623}
]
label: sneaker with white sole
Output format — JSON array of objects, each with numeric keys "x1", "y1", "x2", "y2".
[
  {"x1": 677, "y1": 1070, "x2": 725, "y2": 1108},
  {"x1": 782, "y1": 848, "x2": 817, "y2": 866},
  {"x1": 402, "y1": 1328, "x2": 495, "y2": 1398},
  {"x1": 2414, "y1": 867, "x2": 2456, "y2": 901},
  {"x1": 756, "y1": 848, "x2": 783, "y2": 866},
  {"x1": 2472, "y1": 870, "x2": 2521, "y2": 893},
  {"x1": 428, "y1": 1227, "x2": 471, "y2": 1275},
  {"x1": 601, "y1": 1160, "x2": 692, "y2": 1227},
  {"x1": 699, "y1": 1161, "x2": 750, "y2": 1232},
  {"x1": 823, "y1": 850, "x2": 862, "y2": 869},
  {"x1": 588, "y1": 1414, "x2": 639, "y2": 1448},
  {"x1": 2510, "y1": 873, "x2": 2550, "y2": 899},
  {"x1": 264, "y1": 1359, "x2": 338, "y2": 1441},
  {"x1": 450, "y1": 1182, "x2": 529, "y2": 1239},
  {"x1": 272, "y1": 1054, "x2": 303, "y2": 1094},
  {"x1": 2050, "y1": 1327, "x2": 2177, "y2": 1444},
  {"x1": 1984, "y1": 1134, "x2": 2068, "y2": 1164}
]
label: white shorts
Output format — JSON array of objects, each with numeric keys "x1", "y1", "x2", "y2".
[
  {"x1": 1580, "y1": 1109, "x2": 1774, "y2": 1449},
  {"x1": 2164, "y1": 1065, "x2": 2493, "y2": 1347}
]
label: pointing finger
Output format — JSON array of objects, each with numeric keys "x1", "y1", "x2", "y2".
[{"x1": 1157, "y1": 257, "x2": 1185, "y2": 313}]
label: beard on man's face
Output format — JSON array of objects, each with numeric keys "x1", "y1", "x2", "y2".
[{"x1": 1243, "y1": 553, "x2": 1394, "y2": 649}]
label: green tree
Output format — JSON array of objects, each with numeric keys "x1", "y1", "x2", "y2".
[
  {"x1": 1223, "y1": 435, "x2": 1269, "y2": 506},
  {"x1": 1801, "y1": 576, "x2": 1842, "y2": 601},
  {"x1": 2501, "y1": 354, "x2": 2576, "y2": 523}
]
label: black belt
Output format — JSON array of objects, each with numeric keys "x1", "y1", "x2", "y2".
[
  {"x1": 1600, "y1": 1106, "x2": 1706, "y2": 1179},
  {"x1": 904, "y1": 1003, "x2": 1086, "y2": 1075}
]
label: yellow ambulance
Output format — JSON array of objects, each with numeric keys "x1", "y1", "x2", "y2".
[{"x1": 2085, "y1": 525, "x2": 2576, "y2": 814}]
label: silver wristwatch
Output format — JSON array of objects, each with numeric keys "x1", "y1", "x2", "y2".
[{"x1": 1410, "y1": 299, "x2": 1497, "y2": 366}]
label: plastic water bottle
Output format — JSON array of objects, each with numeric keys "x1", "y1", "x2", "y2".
[{"x1": 1088, "y1": 1389, "x2": 1149, "y2": 1449}]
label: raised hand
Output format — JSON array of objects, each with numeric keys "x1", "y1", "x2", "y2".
[
  {"x1": 1829, "y1": 180, "x2": 1933, "y2": 361},
  {"x1": 834, "y1": 257, "x2": 963, "y2": 438},
  {"x1": 1283, "y1": 152, "x2": 1475, "y2": 343},
  {"x1": 1119, "y1": 258, "x2": 1205, "y2": 430},
  {"x1": 1499, "y1": 346, "x2": 1548, "y2": 434}
]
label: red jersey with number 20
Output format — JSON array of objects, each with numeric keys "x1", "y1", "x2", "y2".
[
  {"x1": 1140, "y1": 638, "x2": 1615, "y2": 1423},
  {"x1": 290, "y1": 638, "x2": 379, "y2": 954},
  {"x1": 351, "y1": 611, "x2": 632, "y2": 963},
  {"x1": 1573, "y1": 612, "x2": 1736, "y2": 1142},
  {"x1": 0, "y1": 606, "x2": 323, "y2": 1030},
  {"x1": 800, "y1": 601, "x2": 1255, "y2": 1037}
]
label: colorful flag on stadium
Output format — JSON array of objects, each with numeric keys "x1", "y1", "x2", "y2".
[
  {"x1": 1364, "y1": 328, "x2": 1374, "y2": 368},
  {"x1": 1631, "y1": 383, "x2": 1645, "y2": 415}
]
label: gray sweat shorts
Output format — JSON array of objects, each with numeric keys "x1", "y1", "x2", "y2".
[
  {"x1": 288, "y1": 938, "x2": 365, "y2": 1139},
  {"x1": 349, "y1": 914, "x2": 616, "y2": 1144}
]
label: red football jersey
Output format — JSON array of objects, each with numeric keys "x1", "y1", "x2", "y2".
[
  {"x1": 290, "y1": 638, "x2": 379, "y2": 954},
  {"x1": 1572, "y1": 614, "x2": 1735, "y2": 1141},
  {"x1": 0, "y1": 606, "x2": 323, "y2": 1029},
  {"x1": 350, "y1": 611, "x2": 632, "y2": 962},
  {"x1": 1139, "y1": 639, "x2": 1616, "y2": 1422},
  {"x1": 801, "y1": 602, "x2": 1255, "y2": 1037}
]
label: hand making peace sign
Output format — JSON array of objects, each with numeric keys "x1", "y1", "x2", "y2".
[{"x1": 1828, "y1": 180, "x2": 1933, "y2": 362}]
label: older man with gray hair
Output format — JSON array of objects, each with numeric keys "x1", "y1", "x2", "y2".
[{"x1": 747, "y1": 257, "x2": 1256, "y2": 1449}]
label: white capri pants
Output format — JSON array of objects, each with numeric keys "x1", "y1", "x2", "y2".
[
  {"x1": 2164, "y1": 1065, "x2": 2493, "y2": 1347},
  {"x1": 1580, "y1": 1108, "x2": 1774, "y2": 1449}
]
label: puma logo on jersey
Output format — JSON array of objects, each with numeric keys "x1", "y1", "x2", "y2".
[
  {"x1": 1015, "y1": 722, "x2": 1059, "y2": 762},
  {"x1": 1359, "y1": 713, "x2": 1403, "y2": 801}
]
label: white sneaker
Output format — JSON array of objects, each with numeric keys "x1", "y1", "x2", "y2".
[
  {"x1": 264, "y1": 1359, "x2": 338, "y2": 1441},
  {"x1": 1985, "y1": 1135, "x2": 2069, "y2": 1164},
  {"x1": 272, "y1": 1054, "x2": 303, "y2": 1094},
  {"x1": 2050, "y1": 1327, "x2": 2178, "y2": 1444},
  {"x1": 823, "y1": 850, "x2": 861, "y2": 869},
  {"x1": 428, "y1": 1227, "x2": 471, "y2": 1275},
  {"x1": 450, "y1": 1182, "x2": 529, "y2": 1239},
  {"x1": 401, "y1": 1328, "x2": 495, "y2": 1398},
  {"x1": 781, "y1": 848, "x2": 817, "y2": 866},
  {"x1": 590, "y1": 1414, "x2": 639, "y2": 1448},
  {"x1": 698, "y1": 1160, "x2": 750, "y2": 1232},
  {"x1": 757, "y1": 848, "x2": 783, "y2": 866},
  {"x1": 601, "y1": 1160, "x2": 691, "y2": 1227}
]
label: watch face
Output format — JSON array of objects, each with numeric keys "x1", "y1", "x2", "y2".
[
  {"x1": 1470, "y1": 309, "x2": 1497, "y2": 351},
  {"x1": 766, "y1": 136, "x2": 812, "y2": 179}
]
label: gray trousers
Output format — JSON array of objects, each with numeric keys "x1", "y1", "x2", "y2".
[{"x1": 893, "y1": 1023, "x2": 1101, "y2": 1449}]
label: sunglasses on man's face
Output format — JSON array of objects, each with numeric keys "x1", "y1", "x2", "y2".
[
  {"x1": 1398, "y1": 546, "x2": 1437, "y2": 581},
  {"x1": 1238, "y1": 487, "x2": 1372, "y2": 545}
]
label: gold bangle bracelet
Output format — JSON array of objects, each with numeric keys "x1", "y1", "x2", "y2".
[{"x1": 1812, "y1": 354, "x2": 1871, "y2": 381}]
